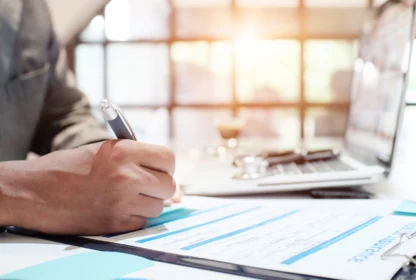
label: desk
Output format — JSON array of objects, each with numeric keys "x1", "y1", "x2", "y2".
[{"x1": 2, "y1": 107, "x2": 416, "y2": 279}]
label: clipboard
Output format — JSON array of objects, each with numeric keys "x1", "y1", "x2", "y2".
[
  {"x1": 5, "y1": 227, "x2": 336, "y2": 280},
  {"x1": 6, "y1": 226, "x2": 416, "y2": 280}
]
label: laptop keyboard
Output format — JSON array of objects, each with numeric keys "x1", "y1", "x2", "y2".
[{"x1": 269, "y1": 159, "x2": 355, "y2": 176}]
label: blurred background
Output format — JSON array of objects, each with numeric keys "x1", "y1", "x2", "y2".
[{"x1": 45, "y1": 0, "x2": 416, "y2": 150}]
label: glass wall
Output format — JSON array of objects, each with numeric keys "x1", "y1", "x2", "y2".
[{"x1": 75, "y1": 0, "x2": 386, "y2": 146}]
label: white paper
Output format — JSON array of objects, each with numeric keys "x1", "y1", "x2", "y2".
[
  {"x1": 0, "y1": 232, "x2": 253, "y2": 280},
  {"x1": 89, "y1": 198, "x2": 416, "y2": 280}
]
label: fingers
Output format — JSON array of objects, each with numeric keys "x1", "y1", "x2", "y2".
[
  {"x1": 103, "y1": 215, "x2": 147, "y2": 235},
  {"x1": 164, "y1": 189, "x2": 183, "y2": 206},
  {"x1": 110, "y1": 140, "x2": 176, "y2": 176},
  {"x1": 99, "y1": 140, "x2": 176, "y2": 200},
  {"x1": 131, "y1": 194, "x2": 164, "y2": 218},
  {"x1": 134, "y1": 143, "x2": 175, "y2": 176},
  {"x1": 171, "y1": 188, "x2": 183, "y2": 203},
  {"x1": 101, "y1": 195, "x2": 163, "y2": 234},
  {"x1": 26, "y1": 211, "x2": 148, "y2": 236},
  {"x1": 164, "y1": 199, "x2": 173, "y2": 207},
  {"x1": 134, "y1": 166, "x2": 176, "y2": 200}
]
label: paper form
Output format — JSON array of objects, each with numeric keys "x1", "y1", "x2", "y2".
[
  {"x1": 0, "y1": 252, "x2": 153, "y2": 280},
  {"x1": 0, "y1": 233, "x2": 253, "y2": 280},
  {"x1": 87, "y1": 199, "x2": 416, "y2": 280}
]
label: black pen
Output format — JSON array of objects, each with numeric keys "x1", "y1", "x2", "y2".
[{"x1": 101, "y1": 99, "x2": 136, "y2": 140}]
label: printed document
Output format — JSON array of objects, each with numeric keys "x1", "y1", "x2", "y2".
[{"x1": 88, "y1": 198, "x2": 416, "y2": 280}]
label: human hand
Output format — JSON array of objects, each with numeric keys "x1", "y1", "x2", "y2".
[
  {"x1": 164, "y1": 186, "x2": 183, "y2": 206},
  {"x1": 0, "y1": 140, "x2": 176, "y2": 235}
]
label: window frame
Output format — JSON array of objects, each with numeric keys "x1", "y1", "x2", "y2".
[{"x1": 69, "y1": 0, "x2": 377, "y2": 140}]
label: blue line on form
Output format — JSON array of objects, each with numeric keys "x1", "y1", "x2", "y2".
[
  {"x1": 280, "y1": 216, "x2": 383, "y2": 265},
  {"x1": 137, "y1": 206, "x2": 263, "y2": 243},
  {"x1": 105, "y1": 204, "x2": 233, "y2": 238},
  {"x1": 146, "y1": 204, "x2": 233, "y2": 228},
  {"x1": 181, "y1": 209, "x2": 302, "y2": 251}
]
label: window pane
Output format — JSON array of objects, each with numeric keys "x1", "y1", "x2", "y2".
[
  {"x1": 236, "y1": 40, "x2": 300, "y2": 103},
  {"x1": 107, "y1": 44, "x2": 169, "y2": 105},
  {"x1": 105, "y1": 0, "x2": 169, "y2": 40},
  {"x1": 304, "y1": 8, "x2": 366, "y2": 35},
  {"x1": 173, "y1": 0, "x2": 231, "y2": 7},
  {"x1": 238, "y1": 109, "x2": 300, "y2": 141},
  {"x1": 237, "y1": 0, "x2": 299, "y2": 7},
  {"x1": 237, "y1": 8, "x2": 299, "y2": 37},
  {"x1": 175, "y1": 2, "x2": 232, "y2": 38},
  {"x1": 173, "y1": 41, "x2": 232, "y2": 104},
  {"x1": 121, "y1": 109, "x2": 170, "y2": 146},
  {"x1": 305, "y1": 108, "x2": 348, "y2": 138},
  {"x1": 173, "y1": 109, "x2": 233, "y2": 150},
  {"x1": 75, "y1": 44, "x2": 104, "y2": 106},
  {"x1": 79, "y1": 15, "x2": 105, "y2": 42},
  {"x1": 306, "y1": 0, "x2": 367, "y2": 7},
  {"x1": 305, "y1": 40, "x2": 356, "y2": 103}
]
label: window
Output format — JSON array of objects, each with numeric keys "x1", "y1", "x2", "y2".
[
  {"x1": 172, "y1": 41, "x2": 233, "y2": 104},
  {"x1": 75, "y1": 44, "x2": 104, "y2": 106},
  {"x1": 79, "y1": 15, "x2": 105, "y2": 43},
  {"x1": 105, "y1": 0, "x2": 170, "y2": 40},
  {"x1": 305, "y1": 108, "x2": 348, "y2": 138},
  {"x1": 236, "y1": 40, "x2": 300, "y2": 103},
  {"x1": 106, "y1": 44, "x2": 169, "y2": 105},
  {"x1": 305, "y1": 0, "x2": 367, "y2": 7},
  {"x1": 236, "y1": 4, "x2": 300, "y2": 37},
  {"x1": 239, "y1": 108, "x2": 300, "y2": 140},
  {"x1": 123, "y1": 109, "x2": 170, "y2": 146},
  {"x1": 173, "y1": 109, "x2": 233, "y2": 150},
  {"x1": 304, "y1": 40, "x2": 357, "y2": 103},
  {"x1": 174, "y1": 0, "x2": 233, "y2": 38},
  {"x1": 74, "y1": 0, "x2": 373, "y2": 146}
]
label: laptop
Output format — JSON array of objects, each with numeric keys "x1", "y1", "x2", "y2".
[{"x1": 183, "y1": 0, "x2": 416, "y2": 196}]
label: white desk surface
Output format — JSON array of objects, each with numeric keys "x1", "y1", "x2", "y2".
[{"x1": 2, "y1": 133, "x2": 416, "y2": 279}]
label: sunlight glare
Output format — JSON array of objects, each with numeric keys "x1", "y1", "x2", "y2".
[{"x1": 105, "y1": 0, "x2": 131, "y2": 41}]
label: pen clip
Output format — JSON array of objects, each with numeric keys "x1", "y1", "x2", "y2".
[{"x1": 112, "y1": 103, "x2": 137, "y2": 141}]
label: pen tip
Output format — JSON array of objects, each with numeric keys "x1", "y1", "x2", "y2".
[{"x1": 101, "y1": 99, "x2": 110, "y2": 110}]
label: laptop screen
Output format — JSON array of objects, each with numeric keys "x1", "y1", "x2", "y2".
[{"x1": 345, "y1": 0, "x2": 416, "y2": 165}]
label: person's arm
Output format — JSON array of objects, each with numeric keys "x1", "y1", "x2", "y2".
[
  {"x1": 0, "y1": 165, "x2": 12, "y2": 227},
  {"x1": 0, "y1": 140, "x2": 176, "y2": 235},
  {"x1": 30, "y1": 12, "x2": 109, "y2": 155},
  {"x1": 0, "y1": 163, "x2": 20, "y2": 227}
]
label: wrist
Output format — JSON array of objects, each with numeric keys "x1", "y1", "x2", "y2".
[{"x1": 0, "y1": 161, "x2": 26, "y2": 226}]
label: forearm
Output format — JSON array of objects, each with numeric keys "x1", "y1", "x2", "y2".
[
  {"x1": 0, "y1": 162, "x2": 20, "y2": 226},
  {"x1": 0, "y1": 161, "x2": 42, "y2": 228}
]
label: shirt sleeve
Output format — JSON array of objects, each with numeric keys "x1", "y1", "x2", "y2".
[{"x1": 30, "y1": 18, "x2": 110, "y2": 155}]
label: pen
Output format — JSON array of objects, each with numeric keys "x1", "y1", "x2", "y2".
[
  {"x1": 101, "y1": 99, "x2": 137, "y2": 140},
  {"x1": 101, "y1": 99, "x2": 165, "y2": 174}
]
